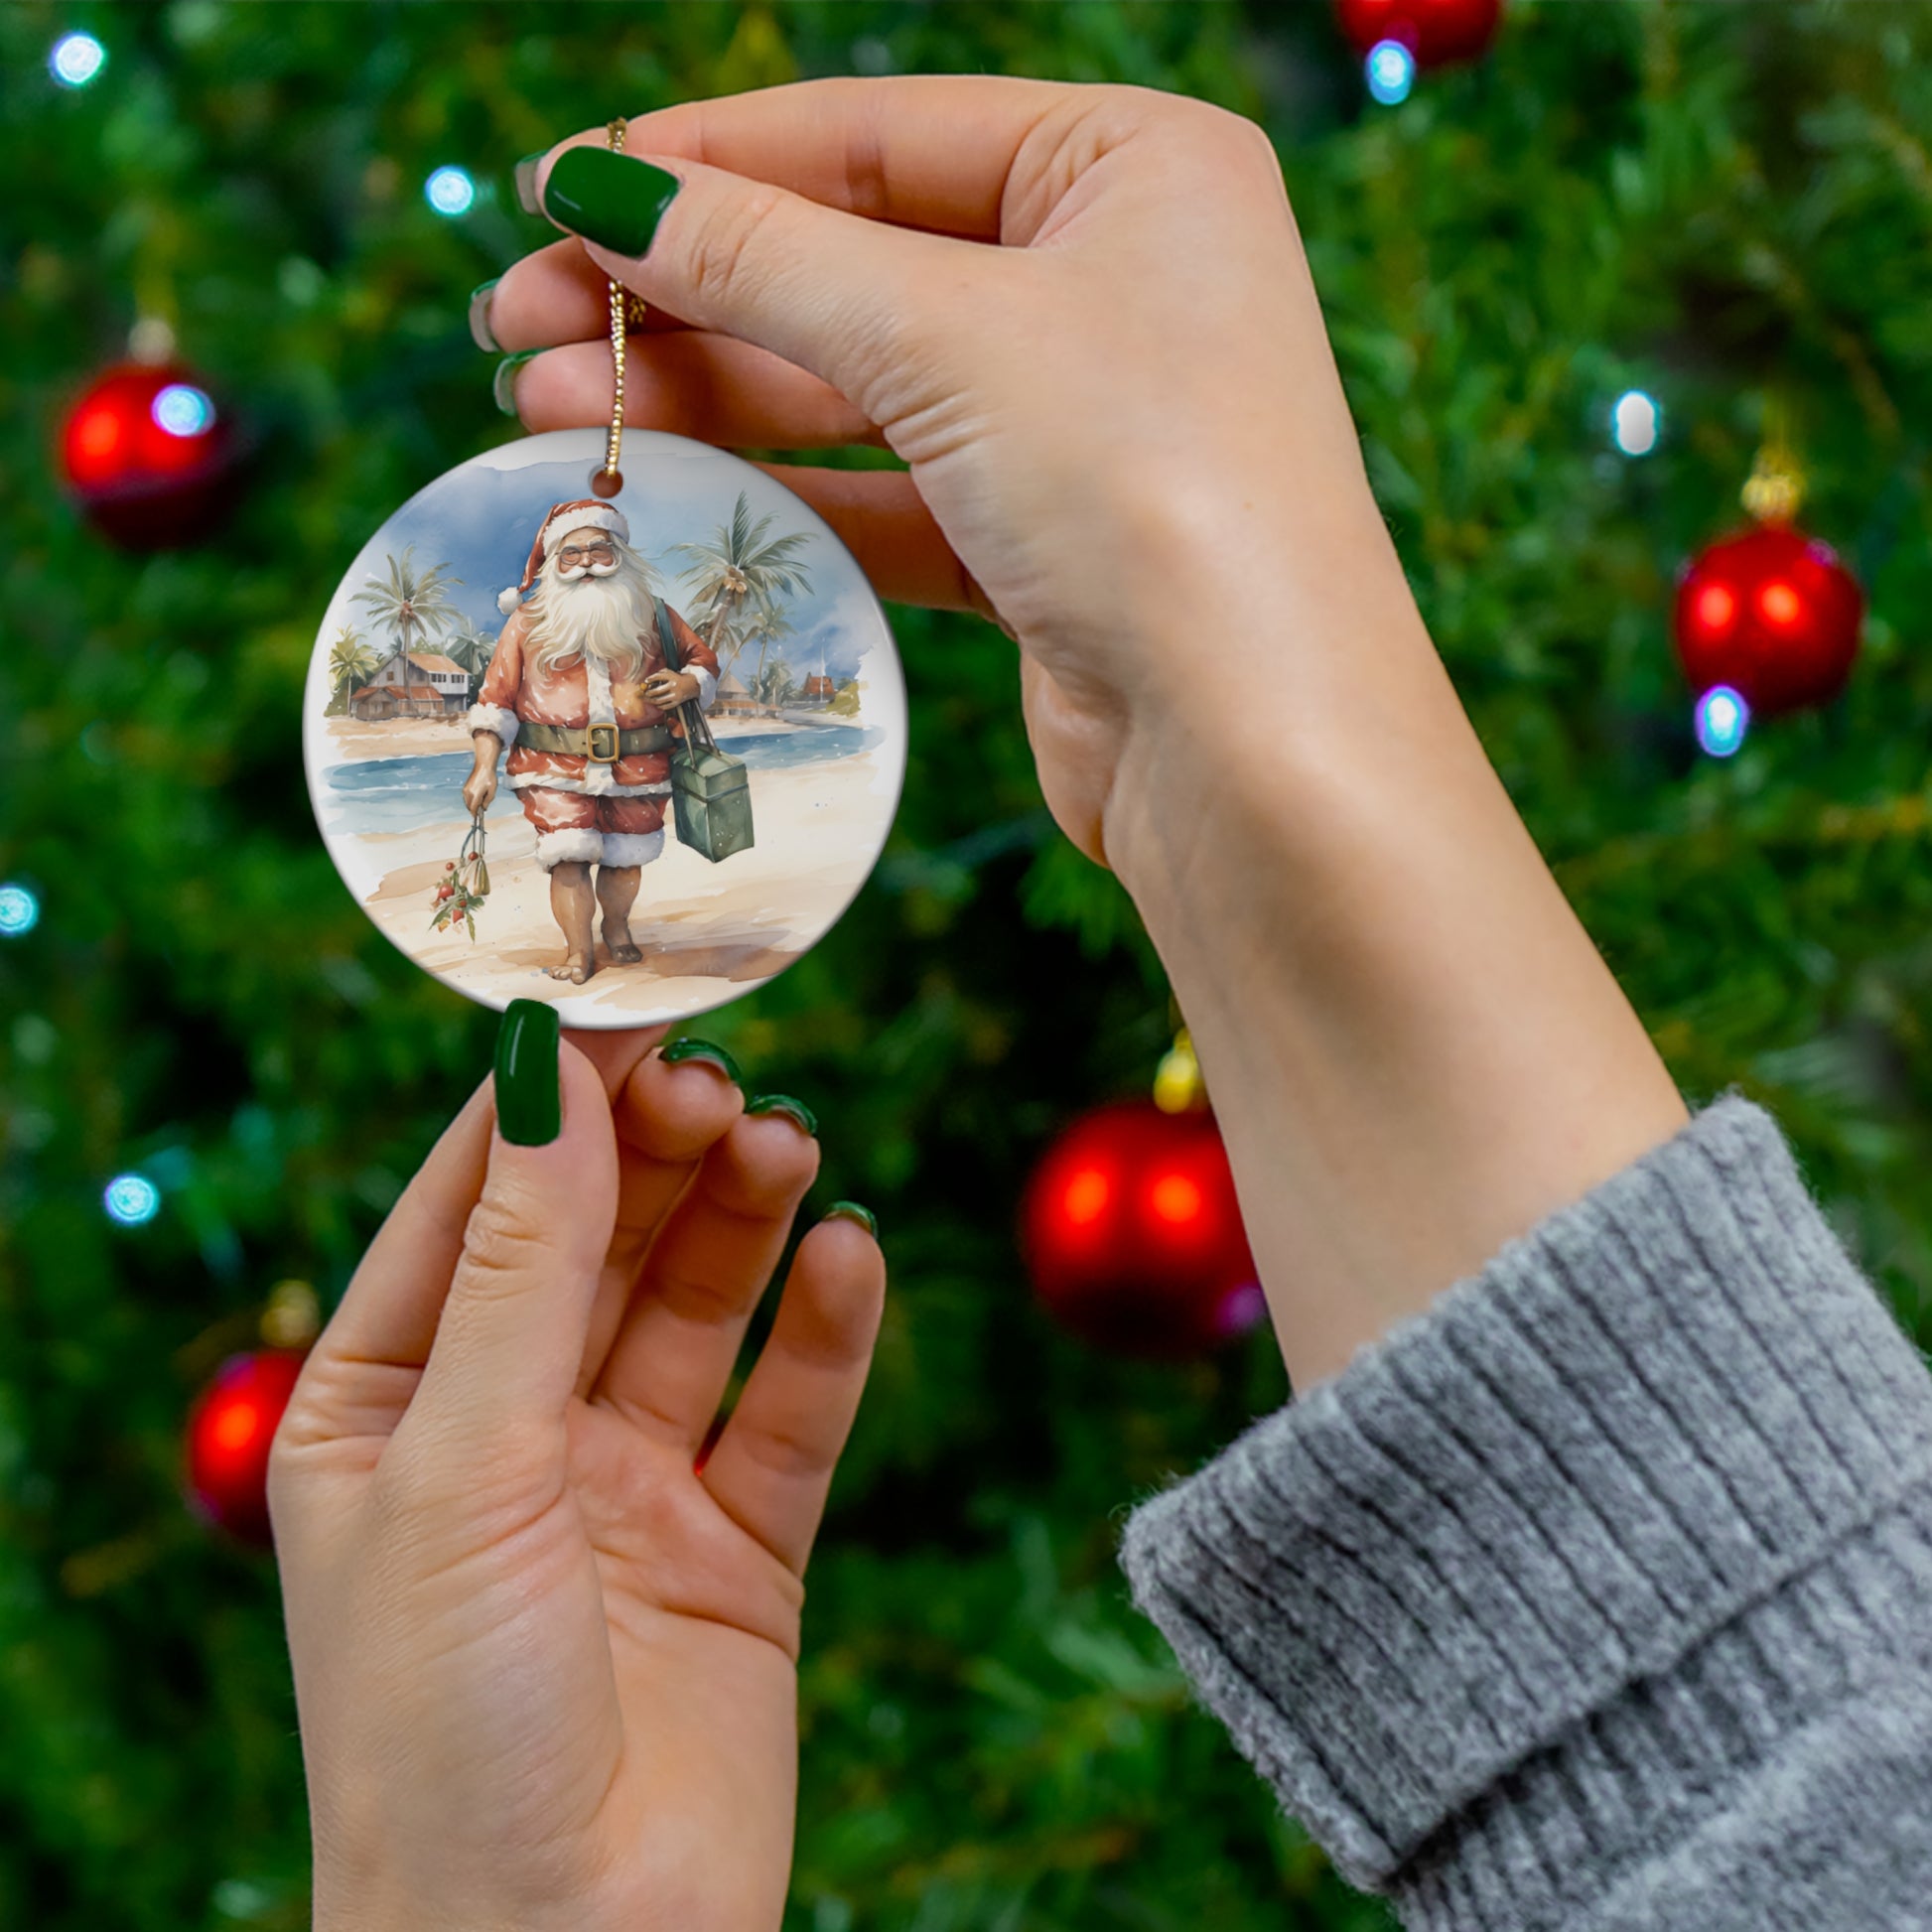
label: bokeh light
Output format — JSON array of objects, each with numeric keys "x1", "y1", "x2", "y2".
[
  {"x1": 425, "y1": 165, "x2": 477, "y2": 216},
  {"x1": 1611, "y1": 389, "x2": 1660, "y2": 457},
  {"x1": 103, "y1": 1173, "x2": 162, "y2": 1227},
  {"x1": 1695, "y1": 582, "x2": 1736, "y2": 635},
  {"x1": 0, "y1": 883, "x2": 39, "y2": 936},
  {"x1": 1149, "y1": 1172, "x2": 1204, "y2": 1228},
  {"x1": 1365, "y1": 40, "x2": 1416, "y2": 105},
  {"x1": 152, "y1": 383, "x2": 215, "y2": 438},
  {"x1": 1060, "y1": 1167, "x2": 1110, "y2": 1228},
  {"x1": 1695, "y1": 684, "x2": 1750, "y2": 759},
  {"x1": 50, "y1": 32, "x2": 105, "y2": 87}
]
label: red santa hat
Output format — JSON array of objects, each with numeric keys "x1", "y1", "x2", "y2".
[{"x1": 496, "y1": 499, "x2": 631, "y2": 616}]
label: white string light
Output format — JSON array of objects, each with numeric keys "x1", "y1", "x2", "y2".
[{"x1": 50, "y1": 32, "x2": 106, "y2": 88}]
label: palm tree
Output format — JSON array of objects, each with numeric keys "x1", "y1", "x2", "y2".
[
  {"x1": 351, "y1": 547, "x2": 462, "y2": 707},
  {"x1": 445, "y1": 618, "x2": 498, "y2": 701},
  {"x1": 327, "y1": 625, "x2": 379, "y2": 713},
  {"x1": 671, "y1": 492, "x2": 814, "y2": 656},
  {"x1": 755, "y1": 659, "x2": 797, "y2": 710},
  {"x1": 737, "y1": 599, "x2": 796, "y2": 701}
]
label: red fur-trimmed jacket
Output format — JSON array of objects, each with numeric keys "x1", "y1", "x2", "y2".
[{"x1": 467, "y1": 602, "x2": 720, "y2": 800}]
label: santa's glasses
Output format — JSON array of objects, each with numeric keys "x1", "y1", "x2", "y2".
[{"x1": 557, "y1": 542, "x2": 618, "y2": 568}]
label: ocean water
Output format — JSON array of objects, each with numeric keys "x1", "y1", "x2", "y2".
[{"x1": 320, "y1": 726, "x2": 884, "y2": 836}]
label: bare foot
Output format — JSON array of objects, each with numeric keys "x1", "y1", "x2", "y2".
[
  {"x1": 548, "y1": 953, "x2": 597, "y2": 984},
  {"x1": 601, "y1": 917, "x2": 642, "y2": 965}
]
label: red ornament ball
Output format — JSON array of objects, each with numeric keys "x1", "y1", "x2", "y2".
[
  {"x1": 184, "y1": 1349, "x2": 306, "y2": 1546},
  {"x1": 1673, "y1": 523, "x2": 1863, "y2": 718},
  {"x1": 60, "y1": 361, "x2": 240, "y2": 549},
  {"x1": 1022, "y1": 1100, "x2": 1263, "y2": 1359},
  {"x1": 1334, "y1": 0, "x2": 1502, "y2": 67}
]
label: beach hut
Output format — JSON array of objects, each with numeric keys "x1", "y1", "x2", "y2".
[
  {"x1": 349, "y1": 685, "x2": 400, "y2": 721},
  {"x1": 712, "y1": 668, "x2": 759, "y2": 717},
  {"x1": 362, "y1": 649, "x2": 470, "y2": 717}
]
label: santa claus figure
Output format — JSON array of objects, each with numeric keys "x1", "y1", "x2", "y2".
[{"x1": 463, "y1": 499, "x2": 720, "y2": 984}]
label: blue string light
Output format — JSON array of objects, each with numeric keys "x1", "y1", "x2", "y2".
[
  {"x1": 1695, "y1": 685, "x2": 1749, "y2": 759},
  {"x1": 1365, "y1": 40, "x2": 1416, "y2": 105},
  {"x1": 103, "y1": 1173, "x2": 162, "y2": 1227},
  {"x1": 50, "y1": 32, "x2": 106, "y2": 87},
  {"x1": 0, "y1": 883, "x2": 39, "y2": 936},
  {"x1": 1611, "y1": 389, "x2": 1661, "y2": 457},
  {"x1": 425, "y1": 166, "x2": 477, "y2": 217},
  {"x1": 152, "y1": 384, "x2": 216, "y2": 438}
]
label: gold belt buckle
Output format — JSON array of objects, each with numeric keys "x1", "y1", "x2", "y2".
[{"x1": 586, "y1": 723, "x2": 620, "y2": 762}]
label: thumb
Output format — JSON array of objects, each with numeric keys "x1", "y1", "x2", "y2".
[
  {"x1": 532, "y1": 142, "x2": 984, "y2": 421},
  {"x1": 406, "y1": 1003, "x2": 618, "y2": 1449}
]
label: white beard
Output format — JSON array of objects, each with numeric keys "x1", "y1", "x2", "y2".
[{"x1": 523, "y1": 552, "x2": 654, "y2": 679}]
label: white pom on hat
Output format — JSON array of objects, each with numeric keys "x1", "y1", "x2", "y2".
[{"x1": 498, "y1": 499, "x2": 633, "y2": 615}]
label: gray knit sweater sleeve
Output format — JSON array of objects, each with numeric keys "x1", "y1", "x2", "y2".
[{"x1": 1119, "y1": 1098, "x2": 1932, "y2": 1930}]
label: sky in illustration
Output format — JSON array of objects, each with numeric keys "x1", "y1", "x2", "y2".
[{"x1": 313, "y1": 430, "x2": 888, "y2": 688}]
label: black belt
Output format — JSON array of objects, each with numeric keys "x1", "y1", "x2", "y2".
[{"x1": 517, "y1": 722, "x2": 671, "y2": 761}]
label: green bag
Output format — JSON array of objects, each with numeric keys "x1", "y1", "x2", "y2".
[{"x1": 654, "y1": 598, "x2": 755, "y2": 863}]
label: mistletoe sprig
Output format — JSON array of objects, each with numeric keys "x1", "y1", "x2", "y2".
[{"x1": 430, "y1": 819, "x2": 489, "y2": 940}]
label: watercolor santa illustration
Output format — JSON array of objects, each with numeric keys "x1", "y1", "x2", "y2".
[{"x1": 462, "y1": 498, "x2": 725, "y2": 985}]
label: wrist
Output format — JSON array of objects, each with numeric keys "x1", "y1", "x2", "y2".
[
  {"x1": 1099, "y1": 499, "x2": 1442, "y2": 915},
  {"x1": 1094, "y1": 523, "x2": 1685, "y2": 1389}
]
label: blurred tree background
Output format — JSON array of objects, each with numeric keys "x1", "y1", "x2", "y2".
[{"x1": 4, "y1": 3, "x2": 1932, "y2": 1928}]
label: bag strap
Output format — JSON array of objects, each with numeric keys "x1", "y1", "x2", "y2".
[{"x1": 653, "y1": 596, "x2": 719, "y2": 755}]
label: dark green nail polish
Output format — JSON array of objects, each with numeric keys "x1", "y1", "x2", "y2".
[
  {"x1": 492, "y1": 349, "x2": 539, "y2": 416},
  {"x1": 660, "y1": 1036, "x2": 742, "y2": 1084},
  {"x1": 541, "y1": 147, "x2": 681, "y2": 257},
  {"x1": 746, "y1": 1093, "x2": 818, "y2": 1138},
  {"x1": 468, "y1": 278, "x2": 501, "y2": 352},
  {"x1": 513, "y1": 152, "x2": 545, "y2": 216},
  {"x1": 824, "y1": 1200, "x2": 878, "y2": 1238},
  {"x1": 495, "y1": 999, "x2": 561, "y2": 1146}
]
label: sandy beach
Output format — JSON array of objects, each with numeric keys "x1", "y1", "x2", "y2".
[
  {"x1": 324, "y1": 713, "x2": 480, "y2": 761},
  {"x1": 343, "y1": 748, "x2": 896, "y2": 1028}
]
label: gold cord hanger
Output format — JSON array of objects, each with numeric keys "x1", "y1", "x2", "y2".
[{"x1": 591, "y1": 118, "x2": 647, "y2": 498}]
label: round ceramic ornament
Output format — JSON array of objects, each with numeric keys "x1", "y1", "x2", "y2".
[{"x1": 303, "y1": 426, "x2": 906, "y2": 1029}]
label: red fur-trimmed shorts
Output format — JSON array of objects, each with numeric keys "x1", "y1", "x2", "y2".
[{"x1": 516, "y1": 786, "x2": 668, "y2": 872}]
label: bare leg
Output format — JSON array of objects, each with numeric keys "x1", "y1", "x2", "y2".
[
  {"x1": 547, "y1": 862, "x2": 598, "y2": 982},
  {"x1": 597, "y1": 865, "x2": 643, "y2": 963}
]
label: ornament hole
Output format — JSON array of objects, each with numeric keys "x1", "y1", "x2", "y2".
[{"x1": 591, "y1": 467, "x2": 623, "y2": 499}]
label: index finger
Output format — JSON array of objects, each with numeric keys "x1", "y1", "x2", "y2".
[{"x1": 550, "y1": 73, "x2": 1081, "y2": 242}]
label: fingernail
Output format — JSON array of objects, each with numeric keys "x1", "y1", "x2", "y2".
[
  {"x1": 492, "y1": 349, "x2": 539, "y2": 416},
  {"x1": 513, "y1": 152, "x2": 546, "y2": 215},
  {"x1": 659, "y1": 1036, "x2": 742, "y2": 1084},
  {"x1": 495, "y1": 999, "x2": 561, "y2": 1146},
  {"x1": 824, "y1": 1200, "x2": 878, "y2": 1239},
  {"x1": 746, "y1": 1093, "x2": 818, "y2": 1138},
  {"x1": 468, "y1": 278, "x2": 501, "y2": 352},
  {"x1": 540, "y1": 147, "x2": 682, "y2": 257}
]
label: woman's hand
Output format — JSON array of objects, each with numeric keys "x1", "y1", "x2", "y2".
[
  {"x1": 485, "y1": 77, "x2": 1389, "y2": 874},
  {"x1": 483, "y1": 77, "x2": 1685, "y2": 1390},
  {"x1": 270, "y1": 1028, "x2": 884, "y2": 1932}
]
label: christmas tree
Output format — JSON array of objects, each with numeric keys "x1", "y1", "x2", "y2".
[{"x1": 4, "y1": 5, "x2": 1931, "y2": 1928}]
